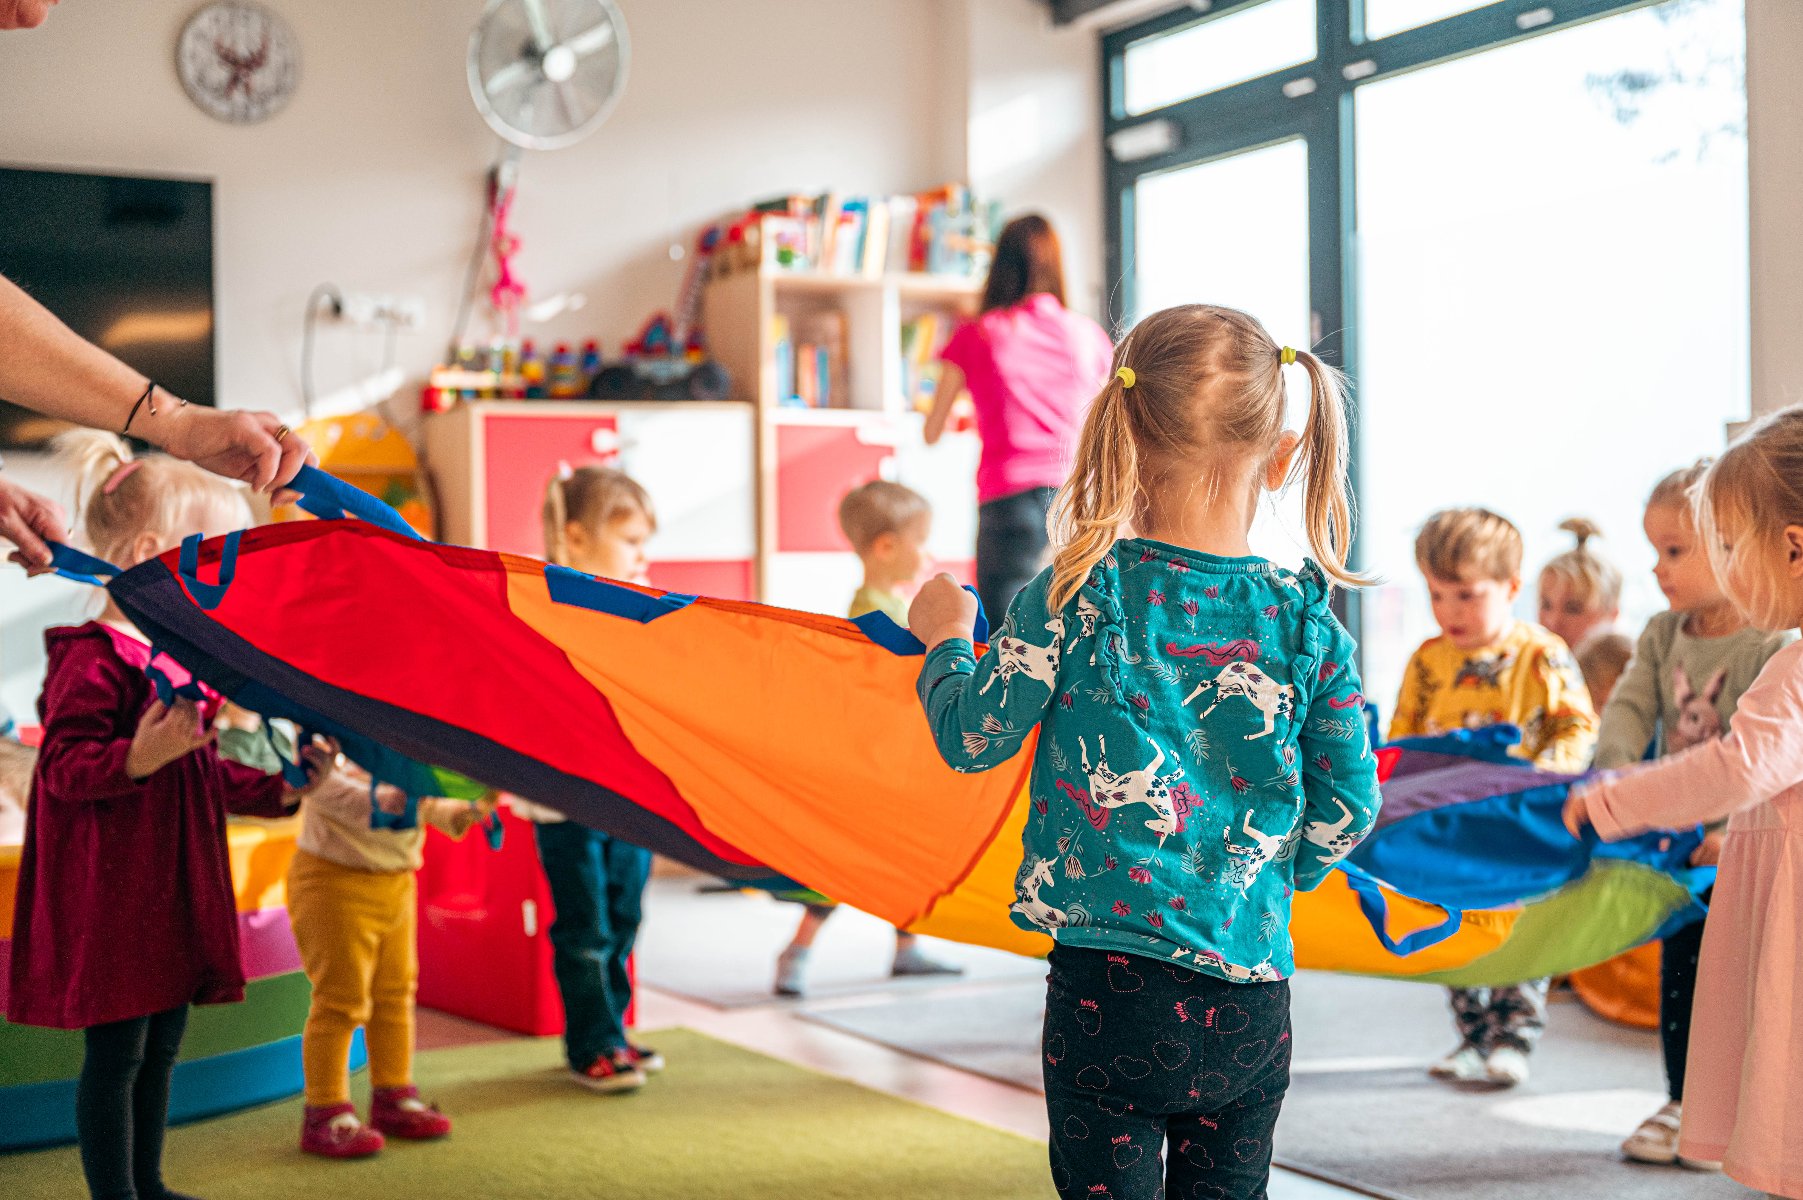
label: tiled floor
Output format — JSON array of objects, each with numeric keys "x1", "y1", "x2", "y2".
[{"x1": 418, "y1": 973, "x2": 1373, "y2": 1199}]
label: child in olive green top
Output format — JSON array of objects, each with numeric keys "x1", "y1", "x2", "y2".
[
  {"x1": 1603, "y1": 464, "x2": 1794, "y2": 1170},
  {"x1": 772, "y1": 482, "x2": 964, "y2": 996}
]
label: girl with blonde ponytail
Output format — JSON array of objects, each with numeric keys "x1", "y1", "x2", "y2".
[
  {"x1": 910, "y1": 304, "x2": 1381, "y2": 1200},
  {"x1": 9, "y1": 431, "x2": 325, "y2": 1200},
  {"x1": 521, "y1": 461, "x2": 666, "y2": 1093}
]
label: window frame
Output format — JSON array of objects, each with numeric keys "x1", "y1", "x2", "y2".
[{"x1": 1101, "y1": 0, "x2": 1690, "y2": 639}]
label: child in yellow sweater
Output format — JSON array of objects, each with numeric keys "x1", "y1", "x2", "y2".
[{"x1": 1390, "y1": 508, "x2": 1597, "y2": 1088}]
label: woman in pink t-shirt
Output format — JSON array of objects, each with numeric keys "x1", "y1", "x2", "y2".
[{"x1": 925, "y1": 214, "x2": 1115, "y2": 622}]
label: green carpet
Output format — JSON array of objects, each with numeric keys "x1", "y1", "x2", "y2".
[{"x1": 5, "y1": 1028, "x2": 1055, "y2": 1200}]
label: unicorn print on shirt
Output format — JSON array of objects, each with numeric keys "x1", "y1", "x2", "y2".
[
  {"x1": 1079, "y1": 733, "x2": 1186, "y2": 842},
  {"x1": 1185, "y1": 661, "x2": 1297, "y2": 741},
  {"x1": 1301, "y1": 796, "x2": 1361, "y2": 866},
  {"x1": 981, "y1": 616, "x2": 1065, "y2": 704},
  {"x1": 1013, "y1": 854, "x2": 1070, "y2": 930},
  {"x1": 1221, "y1": 810, "x2": 1298, "y2": 897}
]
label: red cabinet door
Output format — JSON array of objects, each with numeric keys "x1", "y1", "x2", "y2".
[
  {"x1": 481, "y1": 414, "x2": 621, "y2": 555},
  {"x1": 775, "y1": 423, "x2": 896, "y2": 553}
]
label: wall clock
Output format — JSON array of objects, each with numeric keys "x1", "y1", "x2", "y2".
[{"x1": 176, "y1": 2, "x2": 299, "y2": 124}]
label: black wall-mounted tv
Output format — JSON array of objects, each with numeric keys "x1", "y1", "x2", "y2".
[{"x1": 0, "y1": 166, "x2": 214, "y2": 447}]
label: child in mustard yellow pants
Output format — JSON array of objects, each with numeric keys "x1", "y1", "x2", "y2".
[{"x1": 286, "y1": 767, "x2": 491, "y2": 1159}]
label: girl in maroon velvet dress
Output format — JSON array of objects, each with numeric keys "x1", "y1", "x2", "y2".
[{"x1": 8, "y1": 433, "x2": 325, "y2": 1200}]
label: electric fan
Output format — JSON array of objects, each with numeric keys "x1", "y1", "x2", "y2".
[{"x1": 468, "y1": 0, "x2": 630, "y2": 151}]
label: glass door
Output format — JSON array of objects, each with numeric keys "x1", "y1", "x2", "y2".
[{"x1": 1129, "y1": 138, "x2": 1316, "y2": 567}]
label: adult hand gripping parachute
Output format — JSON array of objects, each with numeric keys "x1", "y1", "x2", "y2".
[{"x1": 45, "y1": 468, "x2": 1712, "y2": 981}]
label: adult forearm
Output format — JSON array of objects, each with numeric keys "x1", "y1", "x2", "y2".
[{"x1": 0, "y1": 274, "x2": 155, "y2": 433}]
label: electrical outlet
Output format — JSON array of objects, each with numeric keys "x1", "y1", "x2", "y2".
[
  {"x1": 329, "y1": 293, "x2": 424, "y2": 330},
  {"x1": 337, "y1": 292, "x2": 379, "y2": 326},
  {"x1": 387, "y1": 297, "x2": 426, "y2": 330}
]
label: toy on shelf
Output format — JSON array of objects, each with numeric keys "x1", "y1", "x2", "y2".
[
  {"x1": 590, "y1": 225, "x2": 733, "y2": 402},
  {"x1": 275, "y1": 412, "x2": 434, "y2": 538}
]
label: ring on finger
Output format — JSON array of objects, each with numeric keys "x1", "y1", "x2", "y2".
[{"x1": 274, "y1": 424, "x2": 291, "y2": 442}]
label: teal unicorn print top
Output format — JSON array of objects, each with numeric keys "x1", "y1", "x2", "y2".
[{"x1": 917, "y1": 539, "x2": 1382, "y2": 984}]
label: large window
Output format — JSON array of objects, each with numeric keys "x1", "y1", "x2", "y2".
[{"x1": 1106, "y1": 0, "x2": 1748, "y2": 712}]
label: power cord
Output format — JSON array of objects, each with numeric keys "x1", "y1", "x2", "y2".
[{"x1": 301, "y1": 283, "x2": 344, "y2": 419}]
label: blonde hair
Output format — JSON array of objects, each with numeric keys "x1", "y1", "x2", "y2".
[
  {"x1": 541, "y1": 464, "x2": 655, "y2": 567},
  {"x1": 1697, "y1": 407, "x2": 1803, "y2": 630},
  {"x1": 1648, "y1": 459, "x2": 1712, "y2": 517},
  {"x1": 838, "y1": 481, "x2": 930, "y2": 553},
  {"x1": 58, "y1": 430, "x2": 248, "y2": 564},
  {"x1": 1046, "y1": 304, "x2": 1361, "y2": 613},
  {"x1": 1415, "y1": 508, "x2": 1522, "y2": 583},
  {"x1": 1539, "y1": 517, "x2": 1622, "y2": 613}
]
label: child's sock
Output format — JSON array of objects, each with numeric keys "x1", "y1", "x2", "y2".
[
  {"x1": 891, "y1": 940, "x2": 964, "y2": 978},
  {"x1": 775, "y1": 945, "x2": 811, "y2": 996}
]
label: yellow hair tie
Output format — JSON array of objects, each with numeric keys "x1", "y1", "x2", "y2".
[
  {"x1": 1279, "y1": 346, "x2": 1298, "y2": 366},
  {"x1": 1115, "y1": 366, "x2": 1136, "y2": 389}
]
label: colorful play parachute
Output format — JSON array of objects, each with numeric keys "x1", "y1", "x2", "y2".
[{"x1": 47, "y1": 469, "x2": 1710, "y2": 982}]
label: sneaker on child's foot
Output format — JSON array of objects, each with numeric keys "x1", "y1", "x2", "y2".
[
  {"x1": 1427, "y1": 1045, "x2": 1486, "y2": 1082},
  {"x1": 1484, "y1": 1046, "x2": 1532, "y2": 1087},
  {"x1": 573, "y1": 1050, "x2": 646, "y2": 1093},
  {"x1": 301, "y1": 1103, "x2": 384, "y2": 1158},
  {"x1": 625, "y1": 1044, "x2": 664, "y2": 1074},
  {"x1": 891, "y1": 944, "x2": 965, "y2": 978},
  {"x1": 774, "y1": 946, "x2": 811, "y2": 997},
  {"x1": 370, "y1": 1085, "x2": 451, "y2": 1140}
]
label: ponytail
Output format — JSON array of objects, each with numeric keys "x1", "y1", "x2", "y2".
[
  {"x1": 59, "y1": 429, "x2": 134, "y2": 525},
  {"x1": 541, "y1": 462, "x2": 656, "y2": 569},
  {"x1": 54, "y1": 428, "x2": 244, "y2": 566},
  {"x1": 542, "y1": 463, "x2": 574, "y2": 567},
  {"x1": 1048, "y1": 373, "x2": 1140, "y2": 614},
  {"x1": 1292, "y1": 350, "x2": 1368, "y2": 589}
]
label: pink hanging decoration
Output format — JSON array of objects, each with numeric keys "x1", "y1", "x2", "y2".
[{"x1": 488, "y1": 182, "x2": 526, "y2": 336}]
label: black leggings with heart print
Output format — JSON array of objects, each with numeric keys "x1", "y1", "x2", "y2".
[{"x1": 1042, "y1": 944, "x2": 1292, "y2": 1200}]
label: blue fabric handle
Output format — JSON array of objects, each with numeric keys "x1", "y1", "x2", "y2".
[
  {"x1": 970, "y1": 586, "x2": 990, "y2": 645},
  {"x1": 45, "y1": 541, "x2": 122, "y2": 588},
  {"x1": 176, "y1": 531, "x2": 243, "y2": 611},
  {"x1": 290, "y1": 464, "x2": 423, "y2": 540},
  {"x1": 144, "y1": 646, "x2": 208, "y2": 707},
  {"x1": 853, "y1": 585, "x2": 990, "y2": 657},
  {"x1": 545, "y1": 564, "x2": 697, "y2": 623},
  {"x1": 1338, "y1": 862, "x2": 1465, "y2": 956},
  {"x1": 369, "y1": 780, "x2": 421, "y2": 831},
  {"x1": 262, "y1": 719, "x2": 310, "y2": 789}
]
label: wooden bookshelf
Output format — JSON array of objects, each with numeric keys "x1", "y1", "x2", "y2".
[{"x1": 701, "y1": 265, "x2": 980, "y2": 604}]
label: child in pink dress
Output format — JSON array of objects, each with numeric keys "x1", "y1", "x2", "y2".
[{"x1": 1566, "y1": 406, "x2": 1803, "y2": 1199}]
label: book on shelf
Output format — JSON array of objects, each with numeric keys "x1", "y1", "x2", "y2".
[
  {"x1": 736, "y1": 185, "x2": 999, "y2": 281},
  {"x1": 774, "y1": 309, "x2": 849, "y2": 409},
  {"x1": 901, "y1": 312, "x2": 949, "y2": 414}
]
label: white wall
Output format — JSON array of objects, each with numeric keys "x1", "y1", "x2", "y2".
[
  {"x1": 1746, "y1": 0, "x2": 1803, "y2": 418},
  {"x1": 0, "y1": 0, "x2": 970, "y2": 413},
  {"x1": 961, "y1": 0, "x2": 1108, "y2": 323},
  {"x1": 0, "y1": 0, "x2": 1101, "y2": 714}
]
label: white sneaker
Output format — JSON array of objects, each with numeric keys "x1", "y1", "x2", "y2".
[
  {"x1": 1484, "y1": 1046, "x2": 1531, "y2": 1087},
  {"x1": 1622, "y1": 1101, "x2": 1681, "y2": 1164},
  {"x1": 1428, "y1": 1045, "x2": 1486, "y2": 1082}
]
